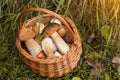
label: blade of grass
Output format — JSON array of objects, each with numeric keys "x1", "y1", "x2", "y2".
[
  {"x1": 38, "y1": 12, "x2": 41, "y2": 32},
  {"x1": 55, "y1": 0, "x2": 64, "y2": 13},
  {"x1": 64, "y1": 0, "x2": 72, "y2": 17},
  {"x1": 96, "y1": 0, "x2": 100, "y2": 32}
]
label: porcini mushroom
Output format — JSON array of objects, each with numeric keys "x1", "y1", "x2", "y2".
[
  {"x1": 43, "y1": 23, "x2": 61, "y2": 38},
  {"x1": 41, "y1": 37, "x2": 56, "y2": 58},
  {"x1": 25, "y1": 38, "x2": 42, "y2": 57},
  {"x1": 51, "y1": 31, "x2": 70, "y2": 54},
  {"x1": 43, "y1": 23, "x2": 69, "y2": 55},
  {"x1": 19, "y1": 28, "x2": 35, "y2": 41}
]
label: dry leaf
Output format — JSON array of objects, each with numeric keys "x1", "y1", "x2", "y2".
[
  {"x1": 112, "y1": 57, "x2": 120, "y2": 65},
  {"x1": 86, "y1": 57, "x2": 96, "y2": 68},
  {"x1": 87, "y1": 33, "x2": 95, "y2": 43}
]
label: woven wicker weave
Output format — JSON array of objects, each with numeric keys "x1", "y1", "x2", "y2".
[{"x1": 16, "y1": 8, "x2": 82, "y2": 78}]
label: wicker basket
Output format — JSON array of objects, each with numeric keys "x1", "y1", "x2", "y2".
[{"x1": 16, "y1": 8, "x2": 82, "y2": 78}]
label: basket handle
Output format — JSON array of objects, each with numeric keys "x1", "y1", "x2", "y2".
[{"x1": 18, "y1": 8, "x2": 74, "y2": 35}]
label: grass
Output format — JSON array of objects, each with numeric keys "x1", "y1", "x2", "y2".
[{"x1": 0, "y1": 0, "x2": 120, "y2": 80}]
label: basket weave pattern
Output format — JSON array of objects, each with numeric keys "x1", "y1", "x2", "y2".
[{"x1": 16, "y1": 8, "x2": 82, "y2": 78}]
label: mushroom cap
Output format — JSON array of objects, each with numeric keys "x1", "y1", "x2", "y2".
[
  {"x1": 32, "y1": 25, "x2": 39, "y2": 36},
  {"x1": 58, "y1": 28, "x2": 66, "y2": 37},
  {"x1": 37, "y1": 52, "x2": 46, "y2": 59},
  {"x1": 40, "y1": 14, "x2": 52, "y2": 26},
  {"x1": 19, "y1": 28, "x2": 35, "y2": 41},
  {"x1": 43, "y1": 23, "x2": 61, "y2": 37},
  {"x1": 50, "y1": 18, "x2": 61, "y2": 26},
  {"x1": 63, "y1": 32, "x2": 74, "y2": 44}
]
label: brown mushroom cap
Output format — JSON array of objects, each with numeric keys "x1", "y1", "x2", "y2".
[
  {"x1": 32, "y1": 25, "x2": 39, "y2": 36},
  {"x1": 43, "y1": 23, "x2": 61, "y2": 38},
  {"x1": 63, "y1": 32, "x2": 74, "y2": 44},
  {"x1": 37, "y1": 52, "x2": 46, "y2": 59},
  {"x1": 19, "y1": 28, "x2": 35, "y2": 41},
  {"x1": 40, "y1": 14, "x2": 52, "y2": 26},
  {"x1": 58, "y1": 28, "x2": 66, "y2": 37}
]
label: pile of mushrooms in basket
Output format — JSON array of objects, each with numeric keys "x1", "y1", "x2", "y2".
[{"x1": 18, "y1": 17, "x2": 74, "y2": 59}]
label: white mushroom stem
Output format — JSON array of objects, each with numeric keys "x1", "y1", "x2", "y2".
[
  {"x1": 25, "y1": 38, "x2": 42, "y2": 57},
  {"x1": 41, "y1": 37, "x2": 57, "y2": 58},
  {"x1": 36, "y1": 22, "x2": 46, "y2": 34},
  {"x1": 45, "y1": 47, "x2": 55, "y2": 58},
  {"x1": 55, "y1": 51, "x2": 62, "y2": 57},
  {"x1": 51, "y1": 31, "x2": 70, "y2": 54}
]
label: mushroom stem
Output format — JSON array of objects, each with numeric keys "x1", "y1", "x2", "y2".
[
  {"x1": 55, "y1": 51, "x2": 62, "y2": 57},
  {"x1": 45, "y1": 47, "x2": 56, "y2": 58},
  {"x1": 25, "y1": 38, "x2": 42, "y2": 57},
  {"x1": 41, "y1": 37, "x2": 56, "y2": 58},
  {"x1": 51, "y1": 31, "x2": 70, "y2": 54}
]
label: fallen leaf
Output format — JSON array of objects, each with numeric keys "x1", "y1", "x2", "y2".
[
  {"x1": 112, "y1": 57, "x2": 120, "y2": 65},
  {"x1": 72, "y1": 77, "x2": 82, "y2": 80},
  {"x1": 86, "y1": 57, "x2": 96, "y2": 68},
  {"x1": 87, "y1": 33, "x2": 95, "y2": 43},
  {"x1": 101, "y1": 25, "x2": 111, "y2": 40}
]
